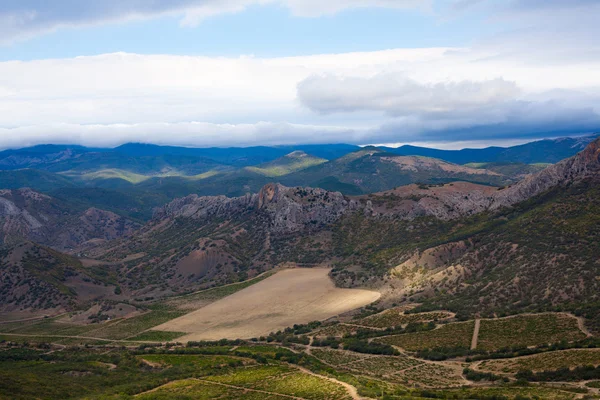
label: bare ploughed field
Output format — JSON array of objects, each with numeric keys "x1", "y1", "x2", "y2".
[{"x1": 153, "y1": 268, "x2": 380, "y2": 341}]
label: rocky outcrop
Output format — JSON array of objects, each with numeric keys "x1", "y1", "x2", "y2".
[
  {"x1": 153, "y1": 139, "x2": 600, "y2": 233},
  {"x1": 155, "y1": 183, "x2": 360, "y2": 234}
]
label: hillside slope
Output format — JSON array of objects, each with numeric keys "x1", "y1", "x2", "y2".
[
  {"x1": 0, "y1": 188, "x2": 140, "y2": 251},
  {"x1": 281, "y1": 148, "x2": 510, "y2": 193},
  {"x1": 82, "y1": 138, "x2": 600, "y2": 328},
  {"x1": 0, "y1": 241, "x2": 119, "y2": 315}
]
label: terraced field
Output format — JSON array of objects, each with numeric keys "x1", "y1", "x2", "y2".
[
  {"x1": 394, "y1": 363, "x2": 465, "y2": 388},
  {"x1": 310, "y1": 348, "x2": 367, "y2": 366},
  {"x1": 476, "y1": 314, "x2": 587, "y2": 351},
  {"x1": 204, "y1": 365, "x2": 354, "y2": 400},
  {"x1": 375, "y1": 321, "x2": 475, "y2": 351},
  {"x1": 346, "y1": 355, "x2": 423, "y2": 377},
  {"x1": 357, "y1": 310, "x2": 453, "y2": 329},
  {"x1": 153, "y1": 269, "x2": 380, "y2": 340},
  {"x1": 312, "y1": 323, "x2": 378, "y2": 338},
  {"x1": 477, "y1": 349, "x2": 600, "y2": 374},
  {"x1": 139, "y1": 354, "x2": 253, "y2": 369}
]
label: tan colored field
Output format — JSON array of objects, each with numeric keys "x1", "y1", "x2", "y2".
[{"x1": 152, "y1": 268, "x2": 380, "y2": 341}]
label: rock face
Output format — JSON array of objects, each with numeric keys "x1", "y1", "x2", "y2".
[
  {"x1": 155, "y1": 183, "x2": 360, "y2": 234},
  {"x1": 0, "y1": 188, "x2": 140, "y2": 251}
]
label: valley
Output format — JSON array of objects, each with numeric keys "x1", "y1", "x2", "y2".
[{"x1": 0, "y1": 136, "x2": 599, "y2": 399}]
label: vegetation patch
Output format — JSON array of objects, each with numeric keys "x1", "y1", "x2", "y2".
[
  {"x1": 395, "y1": 363, "x2": 464, "y2": 388},
  {"x1": 357, "y1": 310, "x2": 453, "y2": 329},
  {"x1": 129, "y1": 331, "x2": 187, "y2": 342},
  {"x1": 478, "y1": 349, "x2": 600, "y2": 374},
  {"x1": 310, "y1": 348, "x2": 367, "y2": 366},
  {"x1": 206, "y1": 365, "x2": 352, "y2": 399},
  {"x1": 313, "y1": 323, "x2": 378, "y2": 338},
  {"x1": 376, "y1": 321, "x2": 474, "y2": 351},
  {"x1": 477, "y1": 314, "x2": 587, "y2": 351},
  {"x1": 139, "y1": 354, "x2": 249, "y2": 369},
  {"x1": 346, "y1": 355, "x2": 422, "y2": 377}
]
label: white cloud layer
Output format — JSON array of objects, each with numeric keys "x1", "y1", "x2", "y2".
[
  {"x1": 0, "y1": 122, "x2": 363, "y2": 148},
  {"x1": 298, "y1": 75, "x2": 520, "y2": 114},
  {"x1": 1, "y1": 1, "x2": 600, "y2": 148},
  {"x1": 0, "y1": 45, "x2": 599, "y2": 148}
]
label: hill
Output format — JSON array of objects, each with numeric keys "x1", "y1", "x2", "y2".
[
  {"x1": 245, "y1": 151, "x2": 327, "y2": 177},
  {"x1": 78, "y1": 138, "x2": 600, "y2": 331},
  {"x1": 281, "y1": 147, "x2": 510, "y2": 193},
  {"x1": 0, "y1": 241, "x2": 119, "y2": 316},
  {"x1": 0, "y1": 169, "x2": 76, "y2": 192},
  {"x1": 0, "y1": 188, "x2": 140, "y2": 251}
]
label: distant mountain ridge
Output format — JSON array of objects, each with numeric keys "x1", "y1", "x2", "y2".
[
  {"x1": 0, "y1": 134, "x2": 596, "y2": 172},
  {"x1": 0, "y1": 134, "x2": 596, "y2": 222},
  {"x1": 382, "y1": 134, "x2": 599, "y2": 164}
]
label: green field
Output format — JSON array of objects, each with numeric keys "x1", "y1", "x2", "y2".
[
  {"x1": 206, "y1": 365, "x2": 353, "y2": 400},
  {"x1": 477, "y1": 314, "x2": 587, "y2": 351}
]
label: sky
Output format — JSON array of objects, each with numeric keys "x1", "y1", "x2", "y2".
[{"x1": 0, "y1": 0, "x2": 599, "y2": 149}]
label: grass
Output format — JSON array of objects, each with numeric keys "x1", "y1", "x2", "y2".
[
  {"x1": 478, "y1": 349, "x2": 600, "y2": 374},
  {"x1": 477, "y1": 314, "x2": 587, "y2": 351},
  {"x1": 78, "y1": 169, "x2": 221, "y2": 184},
  {"x1": 140, "y1": 354, "x2": 249, "y2": 368},
  {"x1": 245, "y1": 153, "x2": 327, "y2": 177},
  {"x1": 80, "y1": 168, "x2": 150, "y2": 184},
  {"x1": 137, "y1": 379, "x2": 290, "y2": 400},
  {"x1": 376, "y1": 321, "x2": 475, "y2": 351}
]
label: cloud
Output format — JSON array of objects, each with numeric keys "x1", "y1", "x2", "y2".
[
  {"x1": 0, "y1": 48, "x2": 599, "y2": 148},
  {"x1": 372, "y1": 100, "x2": 600, "y2": 143},
  {"x1": 0, "y1": 122, "x2": 364, "y2": 149},
  {"x1": 297, "y1": 74, "x2": 520, "y2": 115},
  {"x1": 0, "y1": 0, "x2": 429, "y2": 43}
]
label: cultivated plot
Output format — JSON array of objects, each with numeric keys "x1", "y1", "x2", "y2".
[
  {"x1": 476, "y1": 314, "x2": 587, "y2": 351},
  {"x1": 152, "y1": 268, "x2": 380, "y2": 340}
]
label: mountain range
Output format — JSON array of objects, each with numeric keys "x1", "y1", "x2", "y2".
[
  {"x1": 0, "y1": 135, "x2": 596, "y2": 222},
  {"x1": 2, "y1": 135, "x2": 598, "y2": 331}
]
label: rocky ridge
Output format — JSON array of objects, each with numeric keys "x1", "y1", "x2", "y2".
[{"x1": 154, "y1": 138, "x2": 600, "y2": 228}]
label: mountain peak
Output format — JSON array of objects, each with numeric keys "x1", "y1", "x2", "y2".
[{"x1": 285, "y1": 150, "x2": 309, "y2": 158}]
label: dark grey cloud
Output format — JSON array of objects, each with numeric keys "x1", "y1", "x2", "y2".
[{"x1": 371, "y1": 100, "x2": 600, "y2": 143}]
